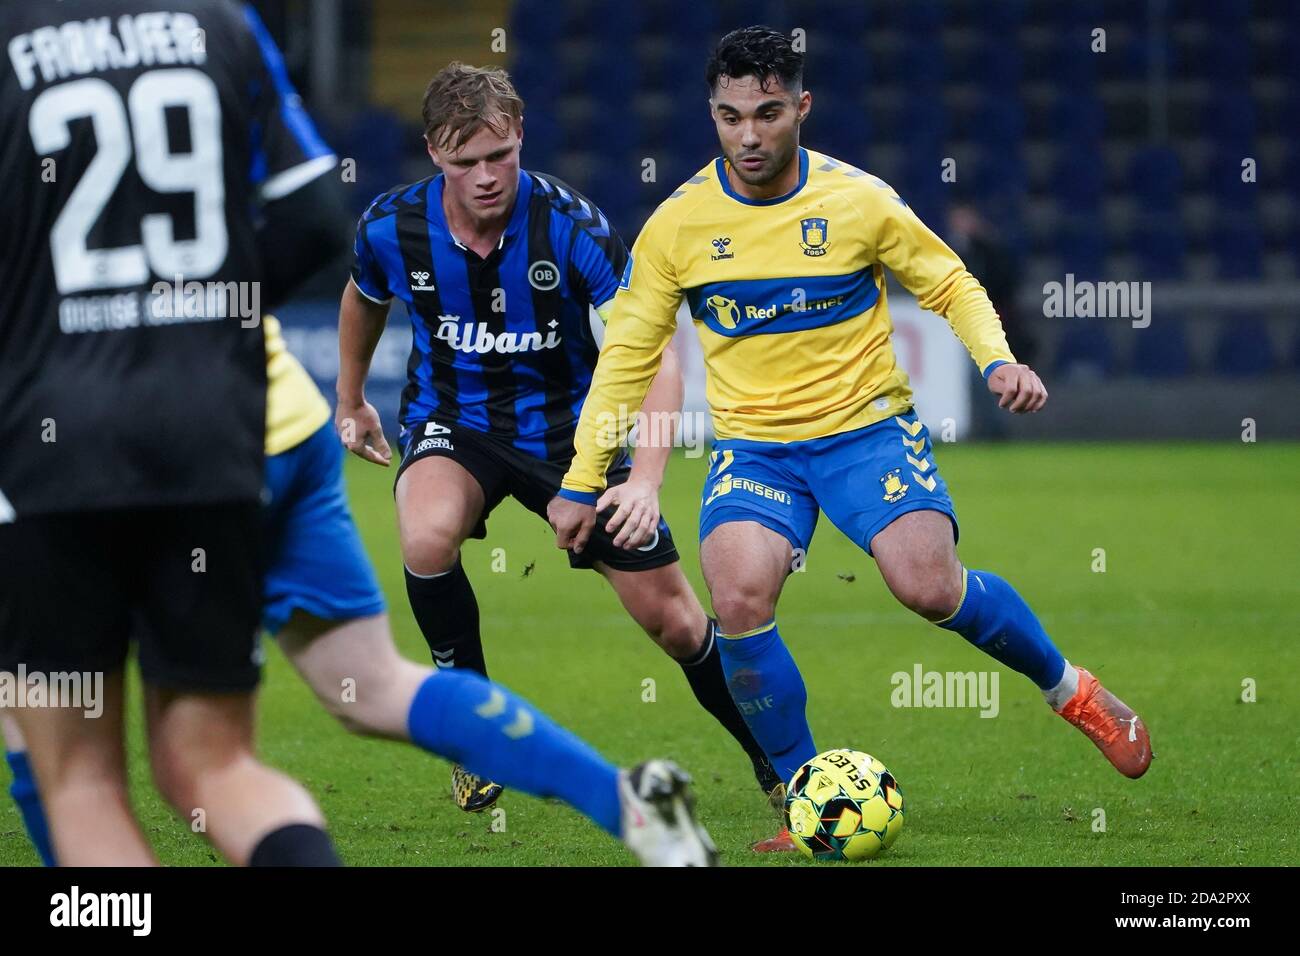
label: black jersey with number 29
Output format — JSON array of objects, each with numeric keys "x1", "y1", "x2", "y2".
[{"x1": 0, "y1": 1, "x2": 334, "y2": 520}]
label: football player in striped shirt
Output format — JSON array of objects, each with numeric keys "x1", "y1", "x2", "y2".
[
  {"x1": 336, "y1": 63, "x2": 783, "y2": 823},
  {"x1": 550, "y1": 26, "x2": 1152, "y2": 852}
]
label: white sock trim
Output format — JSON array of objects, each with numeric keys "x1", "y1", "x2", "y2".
[
  {"x1": 1043, "y1": 660, "x2": 1079, "y2": 711},
  {"x1": 404, "y1": 564, "x2": 456, "y2": 580}
]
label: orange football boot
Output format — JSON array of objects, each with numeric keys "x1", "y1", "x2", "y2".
[
  {"x1": 753, "y1": 782, "x2": 798, "y2": 852},
  {"x1": 1058, "y1": 666, "x2": 1152, "y2": 778}
]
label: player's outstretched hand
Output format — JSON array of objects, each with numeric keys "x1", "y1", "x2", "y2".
[
  {"x1": 336, "y1": 399, "x2": 392, "y2": 466},
  {"x1": 987, "y1": 363, "x2": 1048, "y2": 413},
  {"x1": 548, "y1": 495, "x2": 597, "y2": 554},
  {"x1": 598, "y1": 478, "x2": 662, "y2": 550}
]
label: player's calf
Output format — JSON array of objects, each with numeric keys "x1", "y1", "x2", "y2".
[
  {"x1": 145, "y1": 688, "x2": 338, "y2": 866},
  {"x1": 280, "y1": 612, "x2": 426, "y2": 739},
  {"x1": 10, "y1": 676, "x2": 154, "y2": 866}
]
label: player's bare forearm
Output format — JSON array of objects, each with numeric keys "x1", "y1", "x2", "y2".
[
  {"x1": 335, "y1": 281, "x2": 393, "y2": 465},
  {"x1": 987, "y1": 363, "x2": 1048, "y2": 413},
  {"x1": 592, "y1": 347, "x2": 681, "y2": 548},
  {"x1": 336, "y1": 279, "x2": 390, "y2": 404},
  {"x1": 628, "y1": 342, "x2": 682, "y2": 488}
]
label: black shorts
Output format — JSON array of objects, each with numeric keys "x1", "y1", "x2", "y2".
[
  {"x1": 396, "y1": 419, "x2": 680, "y2": 572},
  {"x1": 0, "y1": 503, "x2": 263, "y2": 692}
]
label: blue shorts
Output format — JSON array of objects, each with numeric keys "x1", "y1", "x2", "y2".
[
  {"x1": 698, "y1": 410, "x2": 959, "y2": 557},
  {"x1": 261, "y1": 422, "x2": 387, "y2": 635}
]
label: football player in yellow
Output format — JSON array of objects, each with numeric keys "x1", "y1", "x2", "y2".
[{"x1": 549, "y1": 26, "x2": 1152, "y2": 851}]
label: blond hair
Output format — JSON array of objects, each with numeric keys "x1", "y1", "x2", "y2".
[{"x1": 422, "y1": 62, "x2": 524, "y2": 151}]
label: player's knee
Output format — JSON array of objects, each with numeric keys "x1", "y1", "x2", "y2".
[
  {"x1": 149, "y1": 729, "x2": 248, "y2": 816},
  {"x1": 317, "y1": 691, "x2": 368, "y2": 735},
  {"x1": 891, "y1": 571, "x2": 964, "y2": 622},
  {"x1": 650, "y1": 603, "x2": 706, "y2": 659},
  {"x1": 148, "y1": 743, "x2": 199, "y2": 814},
  {"x1": 400, "y1": 528, "x2": 460, "y2": 577},
  {"x1": 710, "y1": 586, "x2": 777, "y2": 635}
]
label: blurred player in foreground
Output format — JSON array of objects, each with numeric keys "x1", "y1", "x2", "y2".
[
  {"x1": 549, "y1": 26, "x2": 1153, "y2": 851},
  {"x1": 336, "y1": 63, "x2": 781, "y2": 818},
  {"x1": 2, "y1": 315, "x2": 717, "y2": 866},
  {"x1": 0, "y1": 0, "x2": 342, "y2": 866},
  {"x1": 1, "y1": 2, "x2": 713, "y2": 864}
]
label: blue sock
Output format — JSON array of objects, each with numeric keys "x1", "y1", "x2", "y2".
[
  {"x1": 715, "y1": 621, "x2": 817, "y2": 782},
  {"x1": 6, "y1": 750, "x2": 55, "y2": 866},
  {"x1": 406, "y1": 671, "x2": 622, "y2": 836},
  {"x1": 936, "y1": 568, "x2": 1067, "y2": 689}
]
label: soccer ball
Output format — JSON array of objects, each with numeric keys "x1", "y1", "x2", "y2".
[{"x1": 783, "y1": 749, "x2": 905, "y2": 861}]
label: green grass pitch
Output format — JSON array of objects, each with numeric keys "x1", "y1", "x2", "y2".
[{"x1": 2, "y1": 441, "x2": 1297, "y2": 866}]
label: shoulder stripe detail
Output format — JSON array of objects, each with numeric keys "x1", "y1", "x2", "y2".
[
  {"x1": 666, "y1": 169, "x2": 714, "y2": 200},
  {"x1": 532, "y1": 172, "x2": 612, "y2": 240},
  {"x1": 363, "y1": 179, "x2": 432, "y2": 223}
]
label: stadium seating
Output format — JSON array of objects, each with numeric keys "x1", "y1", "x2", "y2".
[{"x1": 336, "y1": 0, "x2": 1294, "y2": 382}]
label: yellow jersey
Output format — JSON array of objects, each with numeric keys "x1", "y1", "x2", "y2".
[
  {"x1": 264, "y1": 314, "x2": 331, "y2": 456},
  {"x1": 562, "y1": 147, "x2": 1016, "y2": 496}
]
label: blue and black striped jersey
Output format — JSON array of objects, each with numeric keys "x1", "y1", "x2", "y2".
[{"x1": 350, "y1": 169, "x2": 628, "y2": 462}]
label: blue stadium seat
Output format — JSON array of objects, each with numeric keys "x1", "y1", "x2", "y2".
[
  {"x1": 1132, "y1": 321, "x2": 1191, "y2": 378},
  {"x1": 508, "y1": 0, "x2": 564, "y2": 56},
  {"x1": 970, "y1": 96, "x2": 1026, "y2": 151},
  {"x1": 809, "y1": 90, "x2": 869, "y2": 160},
  {"x1": 1132, "y1": 213, "x2": 1187, "y2": 279},
  {"x1": 901, "y1": 0, "x2": 946, "y2": 32},
  {"x1": 1217, "y1": 215, "x2": 1264, "y2": 279},
  {"x1": 584, "y1": 164, "x2": 638, "y2": 237},
  {"x1": 1205, "y1": 92, "x2": 1257, "y2": 156},
  {"x1": 1054, "y1": 319, "x2": 1116, "y2": 379},
  {"x1": 510, "y1": 51, "x2": 562, "y2": 107},
  {"x1": 810, "y1": 37, "x2": 871, "y2": 95},
  {"x1": 329, "y1": 109, "x2": 407, "y2": 214},
  {"x1": 1049, "y1": 93, "x2": 1105, "y2": 148},
  {"x1": 1047, "y1": 0, "x2": 1104, "y2": 28},
  {"x1": 521, "y1": 110, "x2": 564, "y2": 170},
  {"x1": 1042, "y1": 33, "x2": 1099, "y2": 87},
  {"x1": 963, "y1": 38, "x2": 1021, "y2": 92},
  {"x1": 571, "y1": 48, "x2": 639, "y2": 110},
  {"x1": 898, "y1": 94, "x2": 947, "y2": 154},
  {"x1": 802, "y1": 0, "x2": 869, "y2": 40},
  {"x1": 639, "y1": 0, "x2": 717, "y2": 37},
  {"x1": 971, "y1": 152, "x2": 1028, "y2": 206},
  {"x1": 1214, "y1": 316, "x2": 1276, "y2": 376},
  {"x1": 899, "y1": 35, "x2": 946, "y2": 90},
  {"x1": 1055, "y1": 217, "x2": 1107, "y2": 281},
  {"x1": 1128, "y1": 147, "x2": 1182, "y2": 215},
  {"x1": 1052, "y1": 146, "x2": 1105, "y2": 215},
  {"x1": 1205, "y1": 29, "x2": 1252, "y2": 84},
  {"x1": 983, "y1": 0, "x2": 1028, "y2": 33}
]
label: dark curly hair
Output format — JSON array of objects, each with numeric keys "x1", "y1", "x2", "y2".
[{"x1": 705, "y1": 25, "x2": 803, "y2": 94}]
